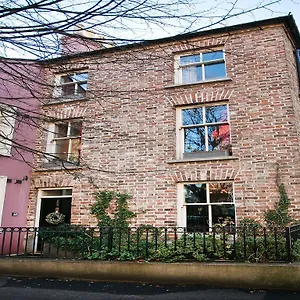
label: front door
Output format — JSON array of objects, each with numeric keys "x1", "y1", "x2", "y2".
[{"x1": 39, "y1": 197, "x2": 72, "y2": 227}]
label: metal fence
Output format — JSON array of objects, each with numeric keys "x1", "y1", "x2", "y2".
[{"x1": 1, "y1": 225, "x2": 300, "y2": 262}]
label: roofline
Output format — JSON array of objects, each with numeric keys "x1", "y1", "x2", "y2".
[{"x1": 42, "y1": 14, "x2": 300, "y2": 64}]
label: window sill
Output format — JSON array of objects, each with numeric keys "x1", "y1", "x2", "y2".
[
  {"x1": 167, "y1": 156, "x2": 238, "y2": 164},
  {"x1": 0, "y1": 153, "x2": 12, "y2": 157},
  {"x1": 37, "y1": 160, "x2": 82, "y2": 171},
  {"x1": 165, "y1": 77, "x2": 232, "y2": 89},
  {"x1": 42, "y1": 96, "x2": 88, "y2": 106}
]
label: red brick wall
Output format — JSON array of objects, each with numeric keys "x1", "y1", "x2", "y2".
[{"x1": 28, "y1": 22, "x2": 300, "y2": 227}]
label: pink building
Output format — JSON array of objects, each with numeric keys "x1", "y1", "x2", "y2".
[{"x1": 0, "y1": 60, "x2": 42, "y2": 230}]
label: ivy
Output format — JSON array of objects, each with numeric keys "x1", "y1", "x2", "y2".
[
  {"x1": 264, "y1": 164, "x2": 292, "y2": 228},
  {"x1": 91, "y1": 190, "x2": 136, "y2": 228}
]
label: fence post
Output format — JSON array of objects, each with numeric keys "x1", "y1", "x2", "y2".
[{"x1": 285, "y1": 227, "x2": 292, "y2": 263}]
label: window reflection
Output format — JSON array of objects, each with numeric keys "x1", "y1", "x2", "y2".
[{"x1": 181, "y1": 104, "x2": 231, "y2": 156}]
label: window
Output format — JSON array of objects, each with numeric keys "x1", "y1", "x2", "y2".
[
  {"x1": 177, "y1": 103, "x2": 231, "y2": 159},
  {"x1": 46, "y1": 121, "x2": 82, "y2": 163},
  {"x1": 55, "y1": 71, "x2": 88, "y2": 98},
  {"x1": 0, "y1": 176, "x2": 7, "y2": 226},
  {"x1": 178, "y1": 182, "x2": 235, "y2": 231},
  {"x1": 176, "y1": 50, "x2": 226, "y2": 84},
  {"x1": 296, "y1": 49, "x2": 300, "y2": 85},
  {"x1": 0, "y1": 105, "x2": 16, "y2": 156}
]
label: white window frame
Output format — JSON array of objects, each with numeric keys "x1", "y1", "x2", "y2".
[
  {"x1": 53, "y1": 70, "x2": 88, "y2": 98},
  {"x1": 0, "y1": 105, "x2": 16, "y2": 156},
  {"x1": 176, "y1": 102, "x2": 231, "y2": 159},
  {"x1": 177, "y1": 181, "x2": 236, "y2": 230},
  {"x1": 174, "y1": 49, "x2": 226, "y2": 84},
  {"x1": 0, "y1": 176, "x2": 7, "y2": 226},
  {"x1": 45, "y1": 121, "x2": 82, "y2": 163}
]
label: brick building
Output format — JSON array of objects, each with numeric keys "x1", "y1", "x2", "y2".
[{"x1": 28, "y1": 15, "x2": 300, "y2": 229}]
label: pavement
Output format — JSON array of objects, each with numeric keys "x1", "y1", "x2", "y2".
[{"x1": 0, "y1": 277, "x2": 300, "y2": 299}]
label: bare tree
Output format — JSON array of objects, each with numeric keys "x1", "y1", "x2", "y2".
[
  {"x1": 0, "y1": 0, "x2": 287, "y2": 59},
  {"x1": 0, "y1": 0, "x2": 293, "y2": 172}
]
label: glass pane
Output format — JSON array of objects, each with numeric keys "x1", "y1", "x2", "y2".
[
  {"x1": 202, "y1": 51, "x2": 223, "y2": 62},
  {"x1": 182, "y1": 66, "x2": 202, "y2": 83},
  {"x1": 55, "y1": 124, "x2": 68, "y2": 138},
  {"x1": 79, "y1": 82, "x2": 88, "y2": 92},
  {"x1": 182, "y1": 107, "x2": 203, "y2": 125},
  {"x1": 184, "y1": 127, "x2": 205, "y2": 152},
  {"x1": 55, "y1": 139, "x2": 69, "y2": 160},
  {"x1": 209, "y1": 182, "x2": 233, "y2": 203},
  {"x1": 208, "y1": 125, "x2": 230, "y2": 151},
  {"x1": 74, "y1": 72, "x2": 88, "y2": 82},
  {"x1": 205, "y1": 105, "x2": 228, "y2": 123},
  {"x1": 205, "y1": 63, "x2": 226, "y2": 80},
  {"x1": 42, "y1": 189, "x2": 72, "y2": 196},
  {"x1": 70, "y1": 122, "x2": 82, "y2": 137},
  {"x1": 180, "y1": 54, "x2": 200, "y2": 65},
  {"x1": 62, "y1": 84, "x2": 76, "y2": 96},
  {"x1": 187, "y1": 205, "x2": 208, "y2": 230},
  {"x1": 69, "y1": 138, "x2": 81, "y2": 162},
  {"x1": 212, "y1": 204, "x2": 235, "y2": 225},
  {"x1": 185, "y1": 184, "x2": 207, "y2": 203},
  {"x1": 61, "y1": 75, "x2": 74, "y2": 84}
]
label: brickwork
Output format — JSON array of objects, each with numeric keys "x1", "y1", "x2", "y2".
[{"x1": 28, "y1": 19, "x2": 300, "y2": 227}]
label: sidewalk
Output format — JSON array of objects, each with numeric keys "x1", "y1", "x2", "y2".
[{"x1": 1, "y1": 258, "x2": 300, "y2": 291}]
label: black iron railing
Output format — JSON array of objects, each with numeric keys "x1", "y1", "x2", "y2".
[{"x1": 1, "y1": 225, "x2": 300, "y2": 262}]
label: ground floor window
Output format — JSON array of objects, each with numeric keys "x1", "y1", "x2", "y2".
[{"x1": 177, "y1": 182, "x2": 235, "y2": 231}]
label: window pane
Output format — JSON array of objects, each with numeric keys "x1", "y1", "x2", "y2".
[
  {"x1": 187, "y1": 205, "x2": 208, "y2": 230},
  {"x1": 79, "y1": 83, "x2": 88, "y2": 92},
  {"x1": 184, "y1": 127, "x2": 205, "y2": 152},
  {"x1": 55, "y1": 139, "x2": 69, "y2": 160},
  {"x1": 180, "y1": 54, "x2": 200, "y2": 65},
  {"x1": 212, "y1": 204, "x2": 235, "y2": 225},
  {"x1": 182, "y1": 107, "x2": 203, "y2": 125},
  {"x1": 202, "y1": 51, "x2": 223, "y2": 62},
  {"x1": 182, "y1": 66, "x2": 202, "y2": 83},
  {"x1": 61, "y1": 75, "x2": 74, "y2": 84},
  {"x1": 205, "y1": 105, "x2": 228, "y2": 123},
  {"x1": 70, "y1": 122, "x2": 82, "y2": 137},
  {"x1": 55, "y1": 124, "x2": 68, "y2": 138},
  {"x1": 205, "y1": 63, "x2": 226, "y2": 80},
  {"x1": 209, "y1": 182, "x2": 233, "y2": 203},
  {"x1": 208, "y1": 125, "x2": 230, "y2": 151},
  {"x1": 185, "y1": 184, "x2": 207, "y2": 203},
  {"x1": 42, "y1": 189, "x2": 72, "y2": 196},
  {"x1": 62, "y1": 84, "x2": 76, "y2": 96},
  {"x1": 74, "y1": 72, "x2": 88, "y2": 82},
  {"x1": 69, "y1": 138, "x2": 81, "y2": 162}
]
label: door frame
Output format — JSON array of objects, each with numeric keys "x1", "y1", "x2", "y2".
[{"x1": 35, "y1": 188, "x2": 73, "y2": 228}]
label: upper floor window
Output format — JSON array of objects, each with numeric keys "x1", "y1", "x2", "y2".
[
  {"x1": 0, "y1": 105, "x2": 16, "y2": 156},
  {"x1": 177, "y1": 103, "x2": 231, "y2": 159},
  {"x1": 46, "y1": 121, "x2": 82, "y2": 163},
  {"x1": 54, "y1": 71, "x2": 88, "y2": 98},
  {"x1": 296, "y1": 49, "x2": 300, "y2": 86},
  {"x1": 176, "y1": 50, "x2": 226, "y2": 84}
]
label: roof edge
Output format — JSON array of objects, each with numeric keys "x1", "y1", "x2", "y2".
[{"x1": 42, "y1": 15, "x2": 300, "y2": 64}]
